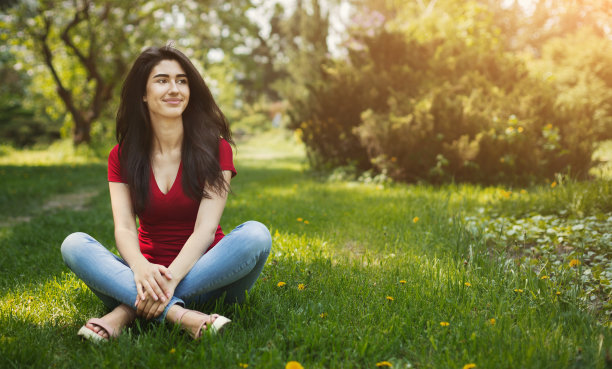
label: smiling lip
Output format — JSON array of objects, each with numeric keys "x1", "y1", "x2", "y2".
[{"x1": 163, "y1": 99, "x2": 183, "y2": 104}]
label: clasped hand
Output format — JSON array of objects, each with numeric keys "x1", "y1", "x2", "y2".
[{"x1": 132, "y1": 261, "x2": 177, "y2": 319}]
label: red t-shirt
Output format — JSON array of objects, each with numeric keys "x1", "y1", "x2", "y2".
[{"x1": 107, "y1": 139, "x2": 236, "y2": 267}]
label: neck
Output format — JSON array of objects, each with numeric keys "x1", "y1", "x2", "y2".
[{"x1": 150, "y1": 117, "x2": 184, "y2": 154}]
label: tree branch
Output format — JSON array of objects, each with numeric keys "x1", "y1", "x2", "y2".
[
  {"x1": 60, "y1": 0, "x2": 102, "y2": 83},
  {"x1": 39, "y1": 15, "x2": 87, "y2": 142}
]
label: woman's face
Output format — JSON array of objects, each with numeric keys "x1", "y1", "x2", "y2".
[{"x1": 143, "y1": 59, "x2": 190, "y2": 121}]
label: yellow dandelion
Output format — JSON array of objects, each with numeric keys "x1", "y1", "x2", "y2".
[
  {"x1": 488, "y1": 318, "x2": 496, "y2": 325},
  {"x1": 440, "y1": 321, "x2": 450, "y2": 327},
  {"x1": 520, "y1": 189, "x2": 527, "y2": 194},
  {"x1": 239, "y1": 364, "x2": 249, "y2": 368},
  {"x1": 551, "y1": 181, "x2": 557, "y2": 188},
  {"x1": 390, "y1": 157, "x2": 397, "y2": 162},
  {"x1": 413, "y1": 217, "x2": 419, "y2": 223},
  {"x1": 277, "y1": 282, "x2": 287, "y2": 287},
  {"x1": 546, "y1": 123, "x2": 553, "y2": 129},
  {"x1": 514, "y1": 288, "x2": 524, "y2": 293},
  {"x1": 376, "y1": 361, "x2": 392, "y2": 367},
  {"x1": 399, "y1": 280, "x2": 407, "y2": 284},
  {"x1": 304, "y1": 220, "x2": 310, "y2": 224},
  {"x1": 464, "y1": 282, "x2": 472, "y2": 287},
  {"x1": 386, "y1": 296, "x2": 394, "y2": 301},
  {"x1": 298, "y1": 283, "x2": 305, "y2": 290},
  {"x1": 297, "y1": 217, "x2": 303, "y2": 222},
  {"x1": 169, "y1": 348, "x2": 176, "y2": 354},
  {"x1": 556, "y1": 291, "x2": 561, "y2": 295},
  {"x1": 518, "y1": 126, "x2": 524, "y2": 133},
  {"x1": 569, "y1": 259, "x2": 581, "y2": 268},
  {"x1": 320, "y1": 312, "x2": 328, "y2": 318},
  {"x1": 274, "y1": 230, "x2": 280, "y2": 238},
  {"x1": 541, "y1": 275, "x2": 549, "y2": 280},
  {"x1": 463, "y1": 364, "x2": 477, "y2": 369},
  {"x1": 500, "y1": 190, "x2": 511, "y2": 198},
  {"x1": 285, "y1": 361, "x2": 304, "y2": 369}
]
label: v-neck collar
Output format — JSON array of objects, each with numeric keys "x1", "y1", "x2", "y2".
[{"x1": 151, "y1": 161, "x2": 182, "y2": 196}]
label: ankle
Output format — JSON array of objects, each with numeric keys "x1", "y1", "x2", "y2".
[
  {"x1": 111, "y1": 304, "x2": 136, "y2": 325},
  {"x1": 167, "y1": 305, "x2": 187, "y2": 323}
]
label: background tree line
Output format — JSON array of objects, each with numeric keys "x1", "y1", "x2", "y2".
[{"x1": 1, "y1": 0, "x2": 611, "y2": 184}]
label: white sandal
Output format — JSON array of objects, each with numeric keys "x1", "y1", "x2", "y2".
[{"x1": 176, "y1": 309, "x2": 231, "y2": 339}]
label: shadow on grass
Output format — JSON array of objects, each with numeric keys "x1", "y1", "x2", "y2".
[
  {"x1": 0, "y1": 164, "x2": 106, "y2": 222},
  {"x1": 0, "y1": 189, "x2": 113, "y2": 291}
]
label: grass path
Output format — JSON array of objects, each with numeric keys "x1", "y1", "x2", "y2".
[{"x1": 1, "y1": 131, "x2": 611, "y2": 368}]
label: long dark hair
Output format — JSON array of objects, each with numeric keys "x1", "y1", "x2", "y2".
[{"x1": 116, "y1": 45, "x2": 233, "y2": 214}]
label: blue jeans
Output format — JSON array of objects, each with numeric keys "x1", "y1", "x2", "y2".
[{"x1": 61, "y1": 221, "x2": 271, "y2": 322}]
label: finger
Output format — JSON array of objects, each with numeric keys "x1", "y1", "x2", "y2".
[
  {"x1": 136, "y1": 282, "x2": 145, "y2": 301},
  {"x1": 154, "y1": 302, "x2": 165, "y2": 318},
  {"x1": 146, "y1": 300, "x2": 160, "y2": 320},
  {"x1": 151, "y1": 275, "x2": 168, "y2": 302},
  {"x1": 158, "y1": 265, "x2": 173, "y2": 280},
  {"x1": 142, "y1": 280, "x2": 159, "y2": 301},
  {"x1": 136, "y1": 299, "x2": 145, "y2": 316},
  {"x1": 141, "y1": 297, "x2": 154, "y2": 318}
]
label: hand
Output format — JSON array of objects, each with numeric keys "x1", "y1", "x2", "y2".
[
  {"x1": 135, "y1": 279, "x2": 178, "y2": 319},
  {"x1": 135, "y1": 293, "x2": 168, "y2": 319},
  {"x1": 131, "y1": 261, "x2": 173, "y2": 303}
]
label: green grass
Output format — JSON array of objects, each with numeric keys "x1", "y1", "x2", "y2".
[{"x1": 1, "y1": 130, "x2": 611, "y2": 368}]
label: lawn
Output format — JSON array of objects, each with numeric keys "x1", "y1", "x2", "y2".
[{"x1": 1, "y1": 131, "x2": 611, "y2": 368}]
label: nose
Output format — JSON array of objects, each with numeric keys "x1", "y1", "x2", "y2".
[{"x1": 168, "y1": 80, "x2": 179, "y2": 94}]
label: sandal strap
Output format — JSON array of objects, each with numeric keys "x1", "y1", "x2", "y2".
[
  {"x1": 87, "y1": 318, "x2": 116, "y2": 338},
  {"x1": 175, "y1": 309, "x2": 215, "y2": 339}
]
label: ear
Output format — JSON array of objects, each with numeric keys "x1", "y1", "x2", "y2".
[{"x1": 143, "y1": 96, "x2": 147, "y2": 102}]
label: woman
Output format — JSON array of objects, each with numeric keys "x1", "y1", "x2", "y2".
[{"x1": 61, "y1": 45, "x2": 271, "y2": 342}]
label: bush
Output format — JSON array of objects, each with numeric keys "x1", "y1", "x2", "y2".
[
  {"x1": 287, "y1": 2, "x2": 612, "y2": 184},
  {"x1": 0, "y1": 103, "x2": 60, "y2": 147}
]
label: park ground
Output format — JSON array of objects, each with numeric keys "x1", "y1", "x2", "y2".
[{"x1": 1, "y1": 130, "x2": 611, "y2": 368}]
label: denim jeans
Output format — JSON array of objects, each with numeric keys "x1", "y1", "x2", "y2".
[{"x1": 61, "y1": 221, "x2": 271, "y2": 322}]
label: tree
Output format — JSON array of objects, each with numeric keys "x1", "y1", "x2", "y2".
[{"x1": 6, "y1": 0, "x2": 258, "y2": 145}]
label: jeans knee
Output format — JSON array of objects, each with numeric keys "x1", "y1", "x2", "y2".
[
  {"x1": 60, "y1": 232, "x2": 91, "y2": 265},
  {"x1": 241, "y1": 221, "x2": 272, "y2": 253}
]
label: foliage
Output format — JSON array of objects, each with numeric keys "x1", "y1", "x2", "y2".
[
  {"x1": 0, "y1": 47, "x2": 61, "y2": 147},
  {"x1": 3, "y1": 0, "x2": 259, "y2": 145},
  {"x1": 286, "y1": 0, "x2": 612, "y2": 184},
  {"x1": 463, "y1": 179, "x2": 612, "y2": 315}
]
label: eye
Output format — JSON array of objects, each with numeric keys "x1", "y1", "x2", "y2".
[
  {"x1": 156, "y1": 78, "x2": 168, "y2": 84},
  {"x1": 178, "y1": 79, "x2": 188, "y2": 85}
]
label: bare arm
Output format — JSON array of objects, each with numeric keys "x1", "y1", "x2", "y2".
[
  {"x1": 109, "y1": 182, "x2": 172, "y2": 303},
  {"x1": 167, "y1": 170, "x2": 233, "y2": 281}
]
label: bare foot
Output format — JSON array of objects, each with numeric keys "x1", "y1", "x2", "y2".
[
  {"x1": 83, "y1": 304, "x2": 136, "y2": 339},
  {"x1": 166, "y1": 305, "x2": 223, "y2": 339}
]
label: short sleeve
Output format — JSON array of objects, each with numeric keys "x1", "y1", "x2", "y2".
[
  {"x1": 108, "y1": 145, "x2": 127, "y2": 183},
  {"x1": 219, "y1": 138, "x2": 236, "y2": 178}
]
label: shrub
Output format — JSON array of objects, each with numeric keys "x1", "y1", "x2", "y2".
[{"x1": 287, "y1": 2, "x2": 612, "y2": 184}]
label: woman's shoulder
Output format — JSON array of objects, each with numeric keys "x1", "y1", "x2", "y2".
[
  {"x1": 108, "y1": 144, "x2": 121, "y2": 162},
  {"x1": 219, "y1": 138, "x2": 231, "y2": 149},
  {"x1": 219, "y1": 138, "x2": 233, "y2": 156},
  {"x1": 109, "y1": 144, "x2": 120, "y2": 155}
]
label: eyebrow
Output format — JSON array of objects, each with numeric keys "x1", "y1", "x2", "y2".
[{"x1": 152, "y1": 73, "x2": 188, "y2": 78}]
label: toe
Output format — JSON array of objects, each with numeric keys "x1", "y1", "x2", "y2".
[{"x1": 86, "y1": 322, "x2": 109, "y2": 338}]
